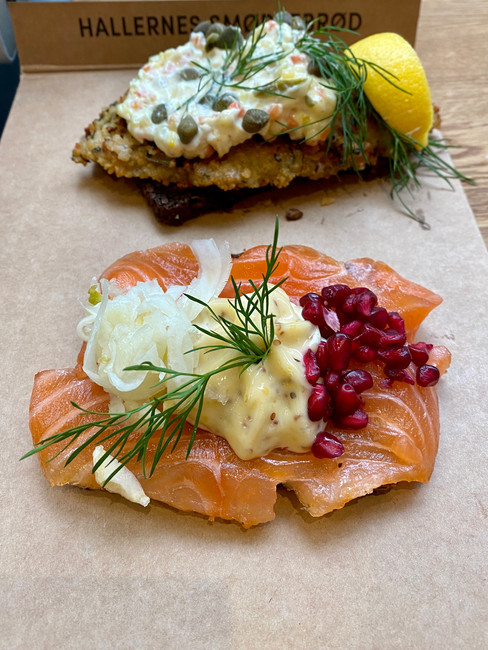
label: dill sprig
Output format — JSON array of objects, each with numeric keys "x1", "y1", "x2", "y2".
[
  {"x1": 297, "y1": 22, "x2": 473, "y2": 221},
  {"x1": 22, "y1": 221, "x2": 286, "y2": 483}
]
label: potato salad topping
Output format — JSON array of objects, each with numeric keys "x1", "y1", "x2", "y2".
[{"x1": 117, "y1": 17, "x2": 337, "y2": 159}]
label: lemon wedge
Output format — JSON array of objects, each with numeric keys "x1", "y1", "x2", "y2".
[{"x1": 349, "y1": 33, "x2": 433, "y2": 148}]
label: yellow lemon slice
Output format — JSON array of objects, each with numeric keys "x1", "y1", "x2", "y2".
[{"x1": 349, "y1": 33, "x2": 433, "y2": 148}]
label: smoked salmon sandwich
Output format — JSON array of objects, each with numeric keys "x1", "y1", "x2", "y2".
[
  {"x1": 72, "y1": 11, "x2": 464, "y2": 225},
  {"x1": 25, "y1": 224, "x2": 451, "y2": 527}
]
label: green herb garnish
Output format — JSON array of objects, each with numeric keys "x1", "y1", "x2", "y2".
[{"x1": 22, "y1": 221, "x2": 286, "y2": 483}]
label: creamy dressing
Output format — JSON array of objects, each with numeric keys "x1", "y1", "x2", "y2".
[
  {"x1": 117, "y1": 19, "x2": 336, "y2": 159},
  {"x1": 188, "y1": 288, "x2": 321, "y2": 459}
]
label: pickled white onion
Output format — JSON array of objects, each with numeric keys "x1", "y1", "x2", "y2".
[{"x1": 78, "y1": 239, "x2": 231, "y2": 401}]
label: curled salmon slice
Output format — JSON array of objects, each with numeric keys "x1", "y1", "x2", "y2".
[{"x1": 29, "y1": 243, "x2": 451, "y2": 528}]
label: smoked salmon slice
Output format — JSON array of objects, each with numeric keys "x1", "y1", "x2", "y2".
[{"x1": 28, "y1": 243, "x2": 451, "y2": 527}]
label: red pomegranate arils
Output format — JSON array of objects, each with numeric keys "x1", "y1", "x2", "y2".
[
  {"x1": 299, "y1": 282, "x2": 442, "y2": 455},
  {"x1": 341, "y1": 319, "x2": 363, "y2": 337},
  {"x1": 319, "y1": 323, "x2": 334, "y2": 339},
  {"x1": 359, "y1": 323, "x2": 383, "y2": 347},
  {"x1": 325, "y1": 369, "x2": 341, "y2": 392},
  {"x1": 376, "y1": 346, "x2": 412, "y2": 369},
  {"x1": 303, "y1": 349, "x2": 321, "y2": 385},
  {"x1": 341, "y1": 293, "x2": 358, "y2": 314},
  {"x1": 369, "y1": 307, "x2": 388, "y2": 329},
  {"x1": 387, "y1": 311, "x2": 406, "y2": 334},
  {"x1": 334, "y1": 383, "x2": 361, "y2": 415},
  {"x1": 416, "y1": 364, "x2": 440, "y2": 387},
  {"x1": 327, "y1": 333, "x2": 351, "y2": 371},
  {"x1": 356, "y1": 291, "x2": 377, "y2": 319},
  {"x1": 378, "y1": 330, "x2": 407, "y2": 349},
  {"x1": 316, "y1": 340, "x2": 328, "y2": 373},
  {"x1": 321, "y1": 284, "x2": 351, "y2": 307},
  {"x1": 408, "y1": 342, "x2": 433, "y2": 367},
  {"x1": 335, "y1": 409, "x2": 369, "y2": 429},
  {"x1": 352, "y1": 344, "x2": 376, "y2": 363},
  {"x1": 342, "y1": 369, "x2": 373, "y2": 393},
  {"x1": 312, "y1": 431, "x2": 344, "y2": 459},
  {"x1": 299, "y1": 292, "x2": 321, "y2": 307},
  {"x1": 301, "y1": 300, "x2": 324, "y2": 326},
  {"x1": 307, "y1": 384, "x2": 331, "y2": 421}
]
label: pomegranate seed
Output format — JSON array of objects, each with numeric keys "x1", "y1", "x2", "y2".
[
  {"x1": 322, "y1": 401, "x2": 334, "y2": 424},
  {"x1": 378, "y1": 330, "x2": 407, "y2": 349},
  {"x1": 408, "y1": 342, "x2": 433, "y2": 366},
  {"x1": 377, "y1": 346, "x2": 412, "y2": 369},
  {"x1": 416, "y1": 364, "x2": 440, "y2": 387},
  {"x1": 385, "y1": 368, "x2": 415, "y2": 385},
  {"x1": 352, "y1": 344, "x2": 376, "y2": 363},
  {"x1": 316, "y1": 340, "x2": 328, "y2": 373},
  {"x1": 303, "y1": 349, "x2": 321, "y2": 385},
  {"x1": 301, "y1": 300, "x2": 324, "y2": 326},
  {"x1": 321, "y1": 284, "x2": 351, "y2": 307},
  {"x1": 369, "y1": 307, "x2": 388, "y2": 329},
  {"x1": 387, "y1": 311, "x2": 406, "y2": 334},
  {"x1": 325, "y1": 369, "x2": 341, "y2": 392},
  {"x1": 342, "y1": 369, "x2": 373, "y2": 393},
  {"x1": 299, "y1": 292, "x2": 321, "y2": 307},
  {"x1": 334, "y1": 382, "x2": 361, "y2": 415},
  {"x1": 312, "y1": 431, "x2": 344, "y2": 459},
  {"x1": 327, "y1": 333, "x2": 351, "y2": 370},
  {"x1": 307, "y1": 384, "x2": 331, "y2": 421},
  {"x1": 355, "y1": 290, "x2": 378, "y2": 319},
  {"x1": 359, "y1": 323, "x2": 383, "y2": 347},
  {"x1": 335, "y1": 409, "x2": 368, "y2": 429},
  {"x1": 341, "y1": 319, "x2": 363, "y2": 337},
  {"x1": 319, "y1": 323, "x2": 334, "y2": 339},
  {"x1": 342, "y1": 293, "x2": 358, "y2": 314}
]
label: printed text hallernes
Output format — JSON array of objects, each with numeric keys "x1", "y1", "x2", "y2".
[{"x1": 78, "y1": 12, "x2": 362, "y2": 38}]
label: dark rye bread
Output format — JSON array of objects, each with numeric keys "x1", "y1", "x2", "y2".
[
  {"x1": 72, "y1": 99, "x2": 440, "y2": 225},
  {"x1": 138, "y1": 181, "x2": 263, "y2": 225}
]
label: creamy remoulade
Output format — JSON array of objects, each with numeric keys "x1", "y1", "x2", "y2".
[
  {"x1": 188, "y1": 288, "x2": 321, "y2": 459},
  {"x1": 116, "y1": 19, "x2": 337, "y2": 159}
]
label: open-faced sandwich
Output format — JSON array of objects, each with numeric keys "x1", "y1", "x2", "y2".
[
  {"x1": 72, "y1": 11, "x2": 463, "y2": 225},
  {"x1": 26, "y1": 224, "x2": 451, "y2": 527}
]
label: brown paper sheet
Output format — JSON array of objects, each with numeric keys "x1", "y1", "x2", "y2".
[{"x1": 1, "y1": 69, "x2": 487, "y2": 648}]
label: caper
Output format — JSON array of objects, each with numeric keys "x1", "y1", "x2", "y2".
[
  {"x1": 242, "y1": 109, "x2": 269, "y2": 134},
  {"x1": 205, "y1": 33, "x2": 221, "y2": 51},
  {"x1": 212, "y1": 93, "x2": 237, "y2": 112},
  {"x1": 218, "y1": 25, "x2": 244, "y2": 49},
  {"x1": 177, "y1": 114, "x2": 198, "y2": 144},
  {"x1": 198, "y1": 92, "x2": 216, "y2": 107},
  {"x1": 192, "y1": 20, "x2": 211, "y2": 35},
  {"x1": 151, "y1": 103, "x2": 168, "y2": 124},
  {"x1": 290, "y1": 16, "x2": 306, "y2": 31},
  {"x1": 206, "y1": 22, "x2": 224, "y2": 36},
  {"x1": 179, "y1": 67, "x2": 201, "y2": 81},
  {"x1": 307, "y1": 59, "x2": 321, "y2": 77},
  {"x1": 274, "y1": 10, "x2": 292, "y2": 25}
]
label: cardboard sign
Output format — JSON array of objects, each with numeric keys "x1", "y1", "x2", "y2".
[{"x1": 9, "y1": 0, "x2": 421, "y2": 71}]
